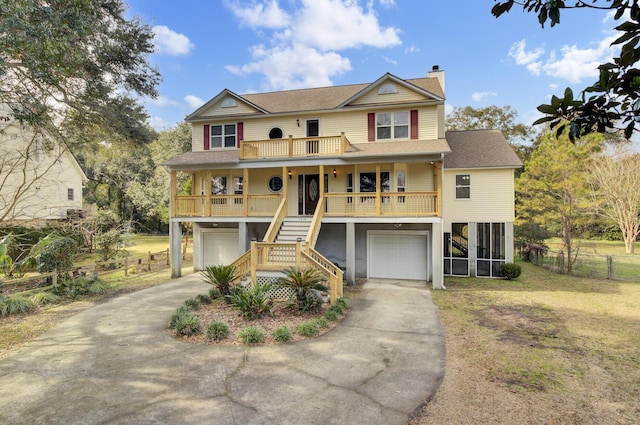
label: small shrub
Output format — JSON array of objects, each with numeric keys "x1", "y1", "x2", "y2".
[
  {"x1": 328, "y1": 303, "x2": 345, "y2": 315},
  {"x1": 501, "y1": 263, "x2": 522, "y2": 280},
  {"x1": 54, "y1": 275, "x2": 105, "y2": 299},
  {"x1": 169, "y1": 306, "x2": 191, "y2": 329},
  {"x1": 196, "y1": 293, "x2": 212, "y2": 304},
  {"x1": 296, "y1": 321, "x2": 319, "y2": 337},
  {"x1": 237, "y1": 326, "x2": 264, "y2": 344},
  {"x1": 208, "y1": 287, "x2": 222, "y2": 300},
  {"x1": 206, "y1": 321, "x2": 230, "y2": 341},
  {"x1": 87, "y1": 281, "x2": 108, "y2": 295},
  {"x1": 0, "y1": 295, "x2": 34, "y2": 317},
  {"x1": 324, "y1": 309, "x2": 340, "y2": 322},
  {"x1": 183, "y1": 297, "x2": 201, "y2": 310},
  {"x1": 30, "y1": 292, "x2": 61, "y2": 306},
  {"x1": 227, "y1": 283, "x2": 273, "y2": 320},
  {"x1": 334, "y1": 298, "x2": 349, "y2": 311},
  {"x1": 311, "y1": 317, "x2": 330, "y2": 329},
  {"x1": 271, "y1": 326, "x2": 292, "y2": 342},
  {"x1": 173, "y1": 312, "x2": 202, "y2": 336}
]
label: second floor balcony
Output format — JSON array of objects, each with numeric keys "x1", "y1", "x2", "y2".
[{"x1": 240, "y1": 134, "x2": 350, "y2": 159}]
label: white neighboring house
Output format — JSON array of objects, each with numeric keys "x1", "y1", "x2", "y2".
[{"x1": 0, "y1": 106, "x2": 87, "y2": 226}]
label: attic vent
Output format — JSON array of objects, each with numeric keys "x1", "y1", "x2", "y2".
[
  {"x1": 221, "y1": 98, "x2": 237, "y2": 108},
  {"x1": 378, "y1": 83, "x2": 398, "y2": 95}
]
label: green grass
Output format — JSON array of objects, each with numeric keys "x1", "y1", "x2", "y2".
[
  {"x1": 432, "y1": 263, "x2": 640, "y2": 421},
  {"x1": 541, "y1": 238, "x2": 640, "y2": 281}
]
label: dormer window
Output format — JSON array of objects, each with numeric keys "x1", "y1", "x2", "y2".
[
  {"x1": 211, "y1": 124, "x2": 237, "y2": 148},
  {"x1": 376, "y1": 112, "x2": 408, "y2": 140},
  {"x1": 378, "y1": 83, "x2": 398, "y2": 94},
  {"x1": 221, "y1": 98, "x2": 237, "y2": 108}
]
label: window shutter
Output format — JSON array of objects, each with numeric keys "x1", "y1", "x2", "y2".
[
  {"x1": 367, "y1": 113, "x2": 375, "y2": 141},
  {"x1": 203, "y1": 124, "x2": 210, "y2": 150},
  {"x1": 410, "y1": 110, "x2": 418, "y2": 139},
  {"x1": 237, "y1": 122, "x2": 243, "y2": 148}
]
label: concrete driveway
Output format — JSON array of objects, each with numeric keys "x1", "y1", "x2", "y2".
[{"x1": 0, "y1": 275, "x2": 445, "y2": 425}]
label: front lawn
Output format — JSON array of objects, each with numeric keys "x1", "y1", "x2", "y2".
[{"x1": 411, "y1": 262, "x2": 640, "y2": 424}]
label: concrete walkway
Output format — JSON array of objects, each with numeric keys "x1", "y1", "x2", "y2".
[{"x1": 0, "y1": 275, "x2": 445, "y2": 425}]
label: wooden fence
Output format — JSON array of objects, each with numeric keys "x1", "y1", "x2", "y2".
[{"x1": 1, "y1": 246, "x2": 192, "y2": 297}]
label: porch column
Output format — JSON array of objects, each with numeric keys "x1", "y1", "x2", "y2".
[
  {"x1": 319, "y1": 164, "x2": 325, "y2": 195},
  {"x1": 170, "y1": 171, "x2": 177, "y2": 217},
  {"x1": 346, "y1": 222, "x2": 356, "y2": 285},
  {"x1": 375, "y1": 163, "x2": 381, "y2": 216},
  {"x1": 431, "y1": 220, "x2": 444, "y2": 289},
  {"x1": 505, "y1": 222, "x2": 515, "y2": 263},
  {"x1": 282, "y1": 165, "x2": 288, "y2": 203},
  {"x1": 239, "y1": 222, "x2": 248, "y2": 255},
  {"x1": 205, "y1": 171, "x2": 212, "y2": 217},
  {"x1": 170, "y1": 220, "x2": 182, "y2": 278},
  {"x1": 243, "y1": 168, "x2": 249, "y2": 216}
]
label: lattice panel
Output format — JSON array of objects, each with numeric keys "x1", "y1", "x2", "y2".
[{"x1": 256, "y1": 275, "x2": 295, "y2": 301}]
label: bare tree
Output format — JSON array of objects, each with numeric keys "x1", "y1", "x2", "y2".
[{"x1": 589, "y1": 146, "x2": 640, "y2": 254}]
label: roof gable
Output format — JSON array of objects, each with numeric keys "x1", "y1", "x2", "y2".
[
  {"x1": 186, "y1": 89, "x2": 268, "y2": 122},
  {"x1": 338, "y1": 73, "x2": 444, "y2": 108}
]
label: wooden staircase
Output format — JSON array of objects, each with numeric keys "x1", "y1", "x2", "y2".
[{"x1": 230, "y1": 198, "x2": 343, "y2": 301}]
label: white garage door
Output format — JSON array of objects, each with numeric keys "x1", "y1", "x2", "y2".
[
  {"x1": 202, "y1": 230, "x2": 239, "y2": 269},
  {"x1": 368, "y1": 231, "x2": 428, "y2": 280}
]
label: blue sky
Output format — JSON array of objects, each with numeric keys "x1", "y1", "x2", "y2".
[{"x1": 124, "y1": 1, "x2": 619, "y2": 132}]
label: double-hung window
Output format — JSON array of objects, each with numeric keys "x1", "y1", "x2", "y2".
[
  {"x1": 211, "y1": 124, "x2": 236, "y2": 148},
  {"x1": 376, "y1": 112, "x2": 409, "y2": 140},
  {"x1": 455, "y1": 174, "x2": 470, "y2": 199}
]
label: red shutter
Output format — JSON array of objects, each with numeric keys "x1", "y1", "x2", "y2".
[
  {"x1": 237, "y1": 122, "x2": 243, "y2": 148},
  {"x1": 203, "y1": 124, "x2": 210, "y2": 150},
  {"x1": 410, "y1": 110, "x2": 418, "y2": 139},
  {"x1": 367, "y1": 113, "x2": 375, "y2": 141}
]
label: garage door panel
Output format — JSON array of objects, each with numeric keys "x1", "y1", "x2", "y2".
[
  {"x1": 369, "y1": 232, "x2": 427, "y2": 280},
  {"x1": 203, "y1": 231, "x2": 239, "y2": 268}
]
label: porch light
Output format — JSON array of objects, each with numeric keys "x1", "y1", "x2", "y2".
[
  {"x1": 296, "y1": 119, "x2": 300, "y2": 127},
  {"x1": 333, "y1": 168, "x2": 337, "y2": 178},
  {"x1": 288, "y1": 169, "x2": 292, "y2": 179}
]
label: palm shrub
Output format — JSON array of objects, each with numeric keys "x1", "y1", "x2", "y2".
[
  {"x1": 276, "y1": 267, "x2": 329, "y2": 311},
  {"x1": 227, "y1": 282, "x2": 273, "y2": 320},
  {"x1": 200, "y1": 264, "x2": 240, "y2": 297}
]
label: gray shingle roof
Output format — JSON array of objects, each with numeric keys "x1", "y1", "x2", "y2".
[{"x1": 444, "y1": 130, "x2": 523, "y2": 169}]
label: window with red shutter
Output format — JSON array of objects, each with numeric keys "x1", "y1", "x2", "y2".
[
  {"x1": 367, "y1": 113, "x2": 375, "y2": 141},
  {"x1": 410, "y1": 110, "x2": 418, "y2": 139},
  {"x1": 204, "y1": 124, "x2": 210, "y2": 150}
]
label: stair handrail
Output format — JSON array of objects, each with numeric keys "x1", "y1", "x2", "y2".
[
  {"x1": 305, "y1": 197, "x2": 325, "y2": 251},
  {"x1": 229, "y1": 249, "x2": 252, "y2": 283},
  {"x1": 301, "y1": 247, "x2": 343, "y2": 301},
  {"x1": 263, "y1": 197, "x2": 287, "y2": 242}
]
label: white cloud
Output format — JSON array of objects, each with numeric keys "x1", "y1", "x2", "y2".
[
  {"x1": 153, "y1": 26, "x2": 195, "y2": 56},
  {"x1": 293, "y1": 0, "x2": 400, "y2": 51},
  {"x1": 405, "y1": 45, "x2": 420, "y2": 54},
  {"x1": 184, "y1": 95, "x2": 205, "y2": 109},
  {"x1": 548, "y1": 83, "x2": 559, "y2": 91},
  {"x1": 471, "y1": 91, "x2": 497, "y2": 102},
  {"x1": 508, "y1": 39, "x2": 544, "y2": 75},
  {"x1": 227, "y1": 43, "x2": 351, "y2": 90},
  {"x1": 508, "y1": 33, "x2": 618, "y2": 83},
  {"x1": 150, "y1": 96, "x2": 180, "y2": 107},
  {"x1": 224, "y1": 0, "x2": 401, "y2": 90},
  {"x1": 225, "y1": 0, "x2": 291, "y2": 29},
  {"x1": 383, "y1": 56, "x2": 397, "y2": 65},
  {"x1": 148, "y1": 116, "x2": 172, "y2": 131}
]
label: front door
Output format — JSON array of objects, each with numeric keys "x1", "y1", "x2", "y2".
[{"x1": 299, "y1": 174, "x2": 320, "y2": 215}]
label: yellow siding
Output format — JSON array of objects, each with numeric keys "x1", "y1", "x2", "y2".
[
  {"x1": 350, "y1": 83, "x2": 429, "y2": 105},
  {"x1": 406, "y1": 163, "x2": 434, "y2": 192},
  {"x1": 192, "y1": 123, "x2": 205, "y2": 152},
  {"x1": 442, "y1": 169, "x2": 515, "y2": 227},
  {"x1": 199, "y1": 98, "x2": 260, "y2": 117}
]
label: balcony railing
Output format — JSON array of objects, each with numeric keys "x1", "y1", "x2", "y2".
[
  {"x1": 174, "y1": 194, "x2": 282, "y2": 217},
  {"x1": 173, "y1": 192, "x2": 439, "y2": 218},
  {"x1": 324, "y1": 192, "x2": 439, "y2": 217},
  {"x1": 240, "y1": 134, "x2": 349, "y2": 159}
]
